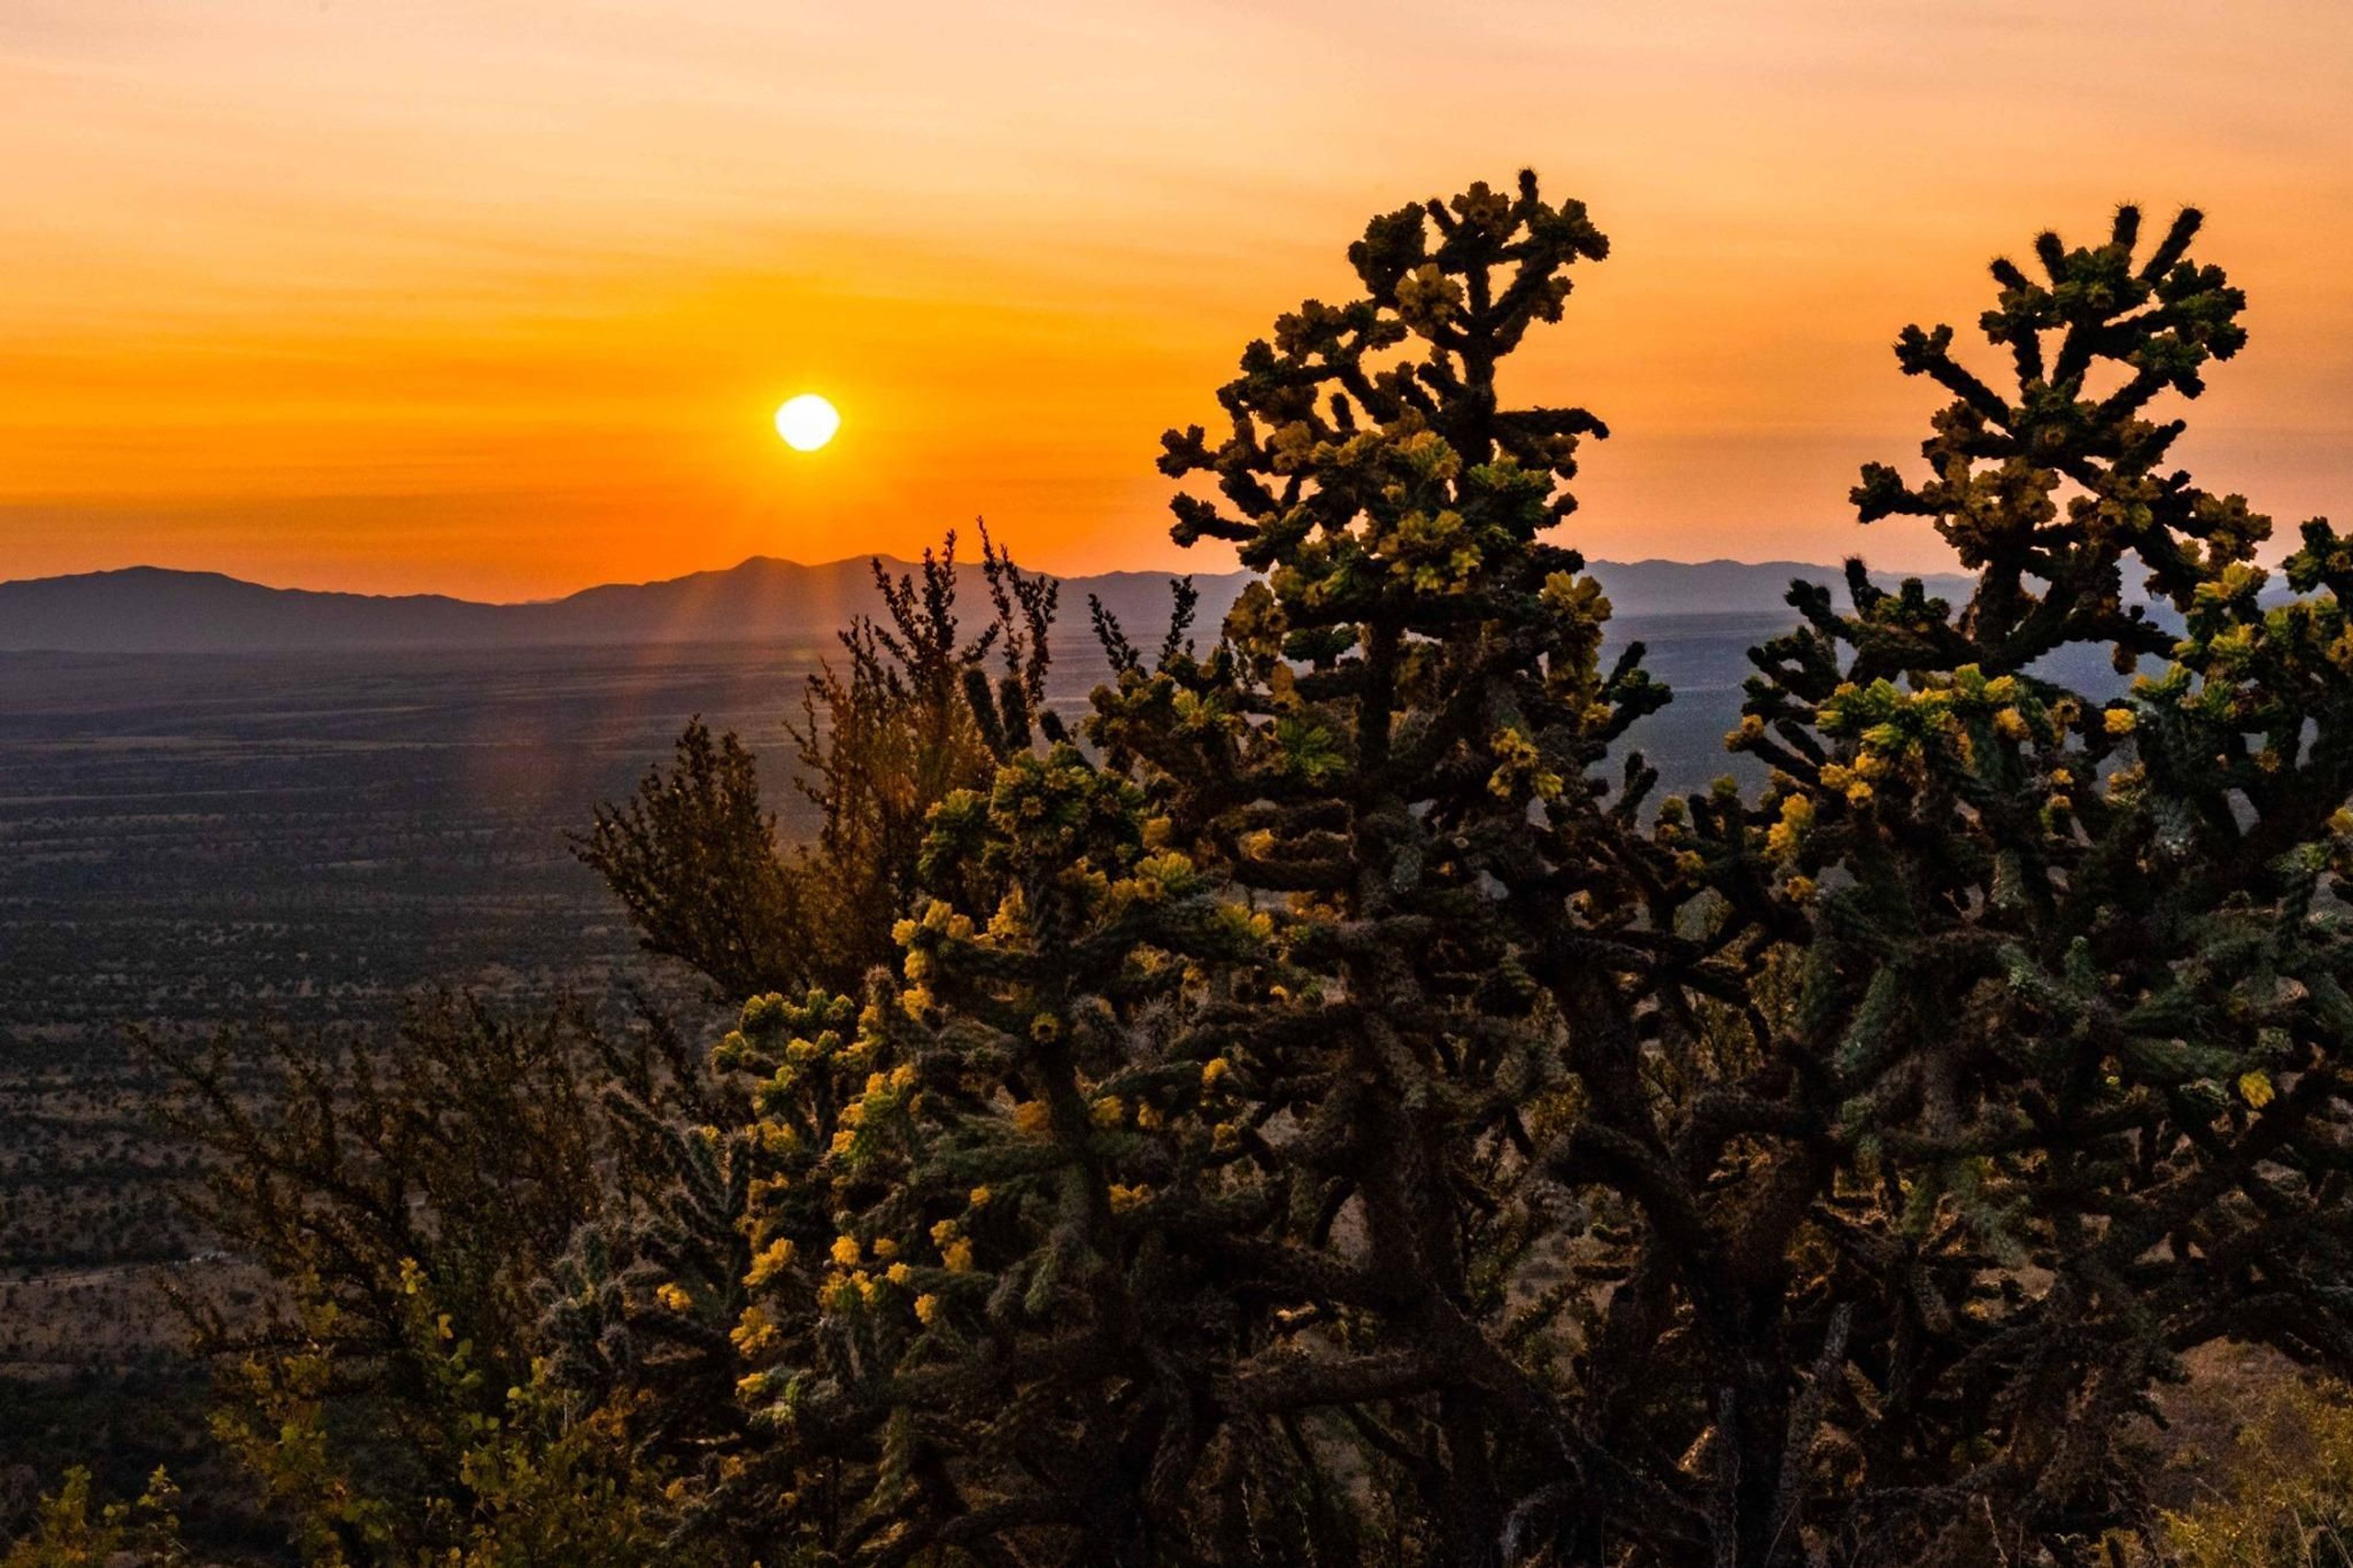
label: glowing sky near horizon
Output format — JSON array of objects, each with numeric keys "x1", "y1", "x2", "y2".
[{"x1": 2, "y1": 1, "x2": 2349, "y2": 600}]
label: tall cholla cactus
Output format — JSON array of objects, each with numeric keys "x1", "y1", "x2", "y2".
[
  {"x1": 1689, "y1": 207, "x2": 2353, "y2": 1564},
  {"x1": 590, "y1": 191, "x2": 2353, "y2": 1568},
  {"x1": 1094, "y1": 170, "x2": 1677, "y2": 1561}
]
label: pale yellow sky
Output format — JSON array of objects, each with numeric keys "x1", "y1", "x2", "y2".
[{"x1": 2, "y1": 1, "x2": 2347, "y2": 598}]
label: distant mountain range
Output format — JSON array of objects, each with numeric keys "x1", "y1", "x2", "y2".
[{"x1": 0, "y1": 555, "x2": 1976, "y2": 654}]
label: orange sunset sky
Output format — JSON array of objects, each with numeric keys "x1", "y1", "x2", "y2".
[{"x1": 3, "y1": 1, "x2": 2349, "y2": 601}]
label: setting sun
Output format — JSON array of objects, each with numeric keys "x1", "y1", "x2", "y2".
[{"x1": 775, "y1": 393, "x2": 841, "y2": 452}]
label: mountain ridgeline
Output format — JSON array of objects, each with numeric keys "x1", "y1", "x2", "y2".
[{"x1": 0, "y1": 554, "x2": 1977, "y2": 654}]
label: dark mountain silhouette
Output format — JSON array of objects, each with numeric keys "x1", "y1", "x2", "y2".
[
  {"x1": 1588, "y1": 557, "x2": 1976, "y2": 615},
  {"x1": 0, "y1": 555, "x2": 1976, "y2": 654}
]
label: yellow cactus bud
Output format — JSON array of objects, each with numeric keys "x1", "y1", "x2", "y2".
[
  {"x1": 730, "y1": 1305, "x2": 778, "y2": 1358},
  {"x1": 746, "y1": 1238, "x2": 797, "y2": 1287}
]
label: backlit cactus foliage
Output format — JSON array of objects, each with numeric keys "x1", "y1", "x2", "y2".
[
  {"x1": 1692, "y1": 206, "x2": 2353, "y2": 1564},
  {"x1": 538, "y1": 190, "x2": 2353, "y2": 1568}
]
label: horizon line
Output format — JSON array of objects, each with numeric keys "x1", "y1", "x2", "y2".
[{"x1": 0, "y1": 551, "x2": 1971, "y2": 608}]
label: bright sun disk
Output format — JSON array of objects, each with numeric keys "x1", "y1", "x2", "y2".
[{"x1": 775, "y1": 393, "x2": 841, "y2": 452}]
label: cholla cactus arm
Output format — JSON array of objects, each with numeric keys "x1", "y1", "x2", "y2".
[{"x1": 1851, "y1": 205, "x2": 2252, "y2": 676}]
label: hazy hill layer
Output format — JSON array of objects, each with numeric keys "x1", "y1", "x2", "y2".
[{"x1": 0, "y1": 556, "x2": 1977, "y2": 654}]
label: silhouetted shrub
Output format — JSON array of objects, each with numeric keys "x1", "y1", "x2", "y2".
[{"x1": 577, "y1": 529, "x2": 1054, "y2": 1001}]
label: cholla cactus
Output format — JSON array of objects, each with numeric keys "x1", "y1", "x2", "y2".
[
  {"x1": 590, "y1": 191, "x2": 2353, "y2": 1568},
  {"x1": 1687, "y1": 208, "x2": 2353, "y2": 1564}
]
